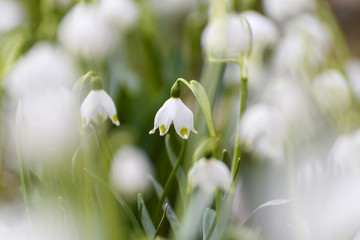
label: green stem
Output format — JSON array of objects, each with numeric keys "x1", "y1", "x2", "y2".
[
  {"x1": 231, "y1": 60, "x2": 248, "y2": 180},
  {"x1": 155, "y1": 140, "x2": 187, "y2": 223}
]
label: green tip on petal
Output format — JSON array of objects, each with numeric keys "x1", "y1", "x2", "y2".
[
  {"x1": 113, "y1": 114, "x2": 120, "y2": 125},
  {"x1": 98, "y1": 115, "x2": 104, "y2": 122},
  {"x1": 82, "y1": 117, "x2": 87, "y2": 126},
  {"x1": 180, "y1": 127, "x2": 188, "y2": 137},
  {"x1": 160, "y1": 125, "x2": 166, "y2": 134}
]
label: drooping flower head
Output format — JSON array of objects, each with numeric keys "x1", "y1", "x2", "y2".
[
  {"x1": 80, "y1": 77, "x2": 120, "y2": 127},
  {"x1": 149, "y1": 81, "x2": 197, "y2": 139},
  {"x1": 188, "y1": 157, "x2": 232, "y2": 193}
]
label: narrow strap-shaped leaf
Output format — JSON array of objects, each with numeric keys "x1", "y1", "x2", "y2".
[
  {"x1": 203, "y1": 208, "x2": 218, "y2": 240},
  {"x1": 165, "y1": 135, "x2": 187, "y2": 199},
  {"x1": 243, "y1": 199, "x2": 291, "y2": 225},
  {"x1": 83, "y1": 168, "x2": 142, "y2": 233},
  {"x1": 189, "y1": 80, "x2": 216, "y2": 137},
  {"x1": 150, "y1": 176, "x2": 180, "y2": 232},
  {"x1": 152, "y1": 203, "x2": 168, "y2": 240},
  {"x1": 137, "y1": 193, "x2": 158, "y2": 239}
]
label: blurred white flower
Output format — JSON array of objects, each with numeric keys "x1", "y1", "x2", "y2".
[
  {"x1": 240, "y1": 11, "x2": 279, "y2": 49},
  {"x1": 149, "y1": 97, "x2": 197, "y2": 139},
  {"x1": 188, "y1": 157, "x2": 231, "y2": 193},
  {"x1": 4, "y1": 42, "x2": 78, "y2": 101},
  {"x1": 312, "y1": 69, "x2": 351, "y2": 114},
  {"x1": 18, "y1": 88, "x2": 79, "y2": 164},
  {"x1": 109, "y1": 146, "x2": 154, "y2": 198},
  {"x1": 328, "y1": 130, "x2": 360, "y2": 175},
  {"x1": 58, "y1": 3, "x2": 115, "y2": 61},
  {"x1": 201, "y1": 14, "x2": 252, "y2": 59},
  {"x1": 297, "y1": 158, "x2": 324, "y2": 185},
  {"x1": 98, "y1": 0, "x2": 139, "y2": 31},
  {"x1": 299, "y1": 175, "x2": 360, "y2": 239},
  {"x1": 345, "y1": 58, "x2": 360, "y2": 103},
  {"x1": 240, "y1": 103, "x2": 285, "y2": 163},
  {"x1": 273, "y1": 14, "x2": 331, "y2": 76},
  {"x1": 148, "y1": 0, "x2": 198, "y2": 16},
  {"x1": 80, "y1": 89, "x2": 120, "y2": 127},
  {"x1": 263, "y1": 0, "x2": 315, "y2": 22},
  {"x1": 0, "y1": 0, "x2": 24, "y2": 35}
]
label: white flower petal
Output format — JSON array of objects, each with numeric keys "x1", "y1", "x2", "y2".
[
  {"x1": 188, "y1": 158, "x2": 232, "y2": 193},
  {"x1": 149, "y1": 97, "x2": 197, "y2": 139},
  {"x1": 80, "y1": 89, "x2": 119, "y2": 127}
]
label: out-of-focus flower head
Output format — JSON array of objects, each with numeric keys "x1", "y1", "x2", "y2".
[
  {"x1": 273, "y1": 14, "x2": 332, "y2": 77},
  {"x1": 109, "y1": 146, "x2": 154, "y2": 199},
  {"x1": 0, "y1": 0, "x2": 24, "y2": 36},
  {"x1": 201, "y1": 13, "x2": 252, "y2": 59},
  {"x1": 263, "y1": 0, "x2": 316, "y2": 22},
  {"x1": 239, "y1": 11, "x2": 279, "y2": 49},
  {"x1": 18, "y1": 88, "x2": 80, "y2": 164},
  {"x1": 328, "y1": 129, "x2": 360, "y2": 175},
  {"x1": 188, "y1": 157, "x2": 231, "y2": 193},
  {"x1": 58, "y1": 3, "x2": 115, "y2": 61},
  {"x1": 98, "y1": 0, "x2": 139, "y2": 32},
  {"x1": 239, "y1": 103, "x2": 285, "y2": 163},
  {"x1": 312, "y1": 69, "x2": 352, "y2": 114},
  {"x1": 148, "y1": 0, "x2": 199, "y2": 17},
  {"x1": 80, "y1": 88, "x2": 120, "y2": 128},
  {"x1": 4, "y1": 42, "x2": 78, "y2": 101}
]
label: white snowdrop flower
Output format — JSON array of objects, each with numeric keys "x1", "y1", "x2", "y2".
[
  {"x1": 149, "y1": 97, "x2": 197, "y2": 139},
  {"x1": 98, "y1": 0, "x2": 139, "y2": 31},
  {"x1": 0, "y1": 0, "x2": 24, "y2": 35},
  {"x1": 240, "y1": 11, "x2": 279, "y2": 48},
  {"x1": 19, "y1": 88, "x2": 79, "y2": 164},
  {"x1": 263, "y1": 0, "x2": 315, "y2": 22},
  {"x1": 328, "y1": 130, "x2": 360, "y2": 175},
  {"x1": 109, "y1": 146, "x2": 154, "y2": 198},
  {"x1": 345, "y1": 58, "x2": 360, "y2": 103},
  {"x1": 80, "y1": 89, "x2": 120, "y2": 127},
  {"x1": 201, "y1": 13, "x2": 251, "y2": 59},
  {"x1": 4, "y1": 42, "x2": 78, "y2": 101},
  {"x1": 273, "y1": 14, "x2": 331, "y2": 76},
  {"x1": 58, "y1": 3, "x2": 115, "y2": 61},
  {"x1": 239, "y1": 103, "x2": 285, "y2": 163},
  {"x1": 188, "y1": 157, "x2": 231, "y2": 193},
  {"x1": 312, "y1": 69, "x2": 351, "y2": 114}
]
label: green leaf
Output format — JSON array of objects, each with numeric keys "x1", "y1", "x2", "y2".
[
  {"x1": 203, "y1": 208, "x2": 218, "y2": 240},
  {"x1": 190, "y1": 80, "x2": 216, "y2": 137},
  {"x1": 192, "y1": 137, "x2": 220, "y2": 163},
  {"x1": 149, "y1": 176, "x2": 180, "y2": 232},
  {"x1": 243, "y1": 199, "x2": 291, "y2": 225},
  {"x1": 165, "y1": 134, "x2": 187, "y2": 199},
  {"x1": 137, "y1": 193, "x2": 158, "y2": 239},
  {"x1": 83, "y1": 168, "x2": 142, "y2": 233}
]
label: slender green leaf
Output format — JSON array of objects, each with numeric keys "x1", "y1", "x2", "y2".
[
  {"x1": 149, "y1": 176, "x2": 180, "y2": 232},
  {"x1": 190, "y1": 80, "x2": 216, "y2": 137},
  {"x1": 192, "y1": 137, "x2": 220, "y2": 163},
  {"x1": 203, "y1": 208, "x2": 218, "y2": 240},
  {"x1": 165, "y1": 135, "x2": 187, "y2": 199},
  {"x1": 83, "y1": 168, "x2": 142, "y2": 233},
  {"x1": 243, "y1": 199, "x2": 291, "y2": 225},
  {"x1": 137, "y1": 193, "x2": 158, "y2": 239},
  {"x1": 152, "y1": 204, "x2": 168, "y2": 240}
]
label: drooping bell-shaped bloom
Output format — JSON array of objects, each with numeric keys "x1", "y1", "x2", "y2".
[
  {"x1": 188, "y1": 157, "x2": 232, "y2": 193},
  {"x1": 58, "y1": 3, "x2": 115, "y2": 61},
  {"x1": 201, "y1": 13, "x2": 252, "y2": 59},
  {"x1": 80, "y1": 89, "x2": 120, "y2": 127},
  {"x1": 109, "y1": 146, "x2": 154, "y2": 198},
  {"x1": 98, "y1": 0, "x2": 139, "y2": 31},
  {"x1": 149, "y1": 97, "x2": 197, "y2": 139}
]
